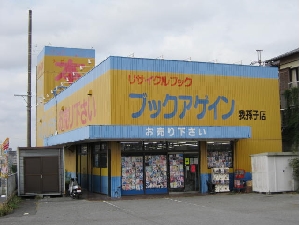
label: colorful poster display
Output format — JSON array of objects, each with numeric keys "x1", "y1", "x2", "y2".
[
  {"x1": 207, "y1": 151, "x2": 233, "y2": 168},
  {"x1": 145, "y1": 155, "x2": 167, "y2": 189},
  {"x1": 169, "y1": 154, "x2": 184, "y2": 189},
  {"x1": 121, "y1": 156, "x2": 143, "y2": 191}
]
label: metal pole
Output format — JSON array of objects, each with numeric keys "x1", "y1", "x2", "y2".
[
  {"x1": 27, "y1": 10, "x2": 32, "y2": 147},
  {"x1": 256, "y1": 50, "x2": 263, "y2": 66}
]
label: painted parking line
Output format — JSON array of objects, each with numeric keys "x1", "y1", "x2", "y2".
[
  {"x1": 164, "y1": 197, "x2": 207, "y2": 208},
  {"x1": 103, "y1": 200, "x2": 136, "y2": 215},
  {"x1": 103, "y1": 200, "x2": 166, "y2": 225}
]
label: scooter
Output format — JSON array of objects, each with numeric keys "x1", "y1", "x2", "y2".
[{"x1": 69, "y1": 177, "x2": 82, "y2": 199}]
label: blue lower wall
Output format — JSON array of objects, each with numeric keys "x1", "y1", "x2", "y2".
[
  {"x1": 121, "y1": 188, "x2": 168, "y2": 195},
  {"x1": 74, "y1": 173, "x2": 88, "y2": 189},
  {"x1": 111, "y1": 176, "x2": 121, "y2": 198},
  {"x1": 91, "y1": 175, "x2": 108, "y2": 194},
  {"x1": 76, "y1": 174, "x2": 109, "y2": 194},
  {"x1": 145, "y1": 188, "x2": 168, "y2": 195},
  {"x1": 200, "y1": 173, "x2": 210, "y2": 193},
  {"x1": 122, "y1": 189, "x2": 144, "y2": 196},
  {"x1": 79, "y1": 172, "x2": 252, "y2": 196}
]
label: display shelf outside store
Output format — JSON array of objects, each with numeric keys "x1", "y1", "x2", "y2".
[
  {"x1": 233, "y1": 169, "x2": 246, "y2": 192},
  {"x1": 211, "y1": 167, "x2": 230, "y2": 192}
]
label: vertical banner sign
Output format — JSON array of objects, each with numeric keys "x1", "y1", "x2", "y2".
[
  {"x1": 2, "y1": 137, "x2": 9, "y2": 154},
  {"x1": 1, "y1": 137, "x2": 9, "y2": 178}
]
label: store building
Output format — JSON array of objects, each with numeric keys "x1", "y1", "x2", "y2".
[{"x1": 36, "y1": 46, "x2": 282, "y2": 197}]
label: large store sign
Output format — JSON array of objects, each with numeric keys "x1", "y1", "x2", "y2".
[
  {"x1": 129, "y1": 92, "x2": 235, "y2": 120},
  {"x1": 121, "y1": 72, "x2": 271, "y2": 124}
]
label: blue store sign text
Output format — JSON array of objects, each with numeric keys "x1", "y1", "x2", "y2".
[
  {"x1": 145, "y1": 127, "x2": 207, "y2": 138},
  {"x1": 129, "y1": 93, "x2": 235, "y2": 120}
]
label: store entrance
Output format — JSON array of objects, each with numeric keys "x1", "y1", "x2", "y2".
[
  {"x1": 184, "y1": 153, "x2": 199, "y2": 192},
  {"x1": 168, "y1": 152, "x2": 199, "y2": 192},
  {"x1": 120, "y1": 141, "x2": 200, "y2": 195}
]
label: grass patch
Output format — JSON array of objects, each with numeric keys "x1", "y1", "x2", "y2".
[{"x1": 0, "y1": 195, "x2": 22, "y2": 217}]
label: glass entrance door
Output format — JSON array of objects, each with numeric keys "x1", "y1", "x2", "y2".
[
  {"x1": 184, "y1": 154, "x2": 199, "y2": 192},
  {"x1": 169, "y1": 153, "x2": 199, "y2": 192}
]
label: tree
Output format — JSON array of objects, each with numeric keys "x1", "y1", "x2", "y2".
[
  {"x1": 282, "y1": 87, "x2": 299, "y2": 183},
  {"x1": 282, "y1": 87, "x2": 299, "y2": 151}
]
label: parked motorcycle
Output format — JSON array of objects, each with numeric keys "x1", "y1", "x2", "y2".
[{"x1": 69, "y1": 177, "x2": 82, "y2": 199}]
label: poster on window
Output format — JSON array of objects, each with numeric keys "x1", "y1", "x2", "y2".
[
  {"x1": 169, "y1": 154, "x2": 184, "y2": 189},
  {"x1": 145, "y1": 155, "x2": 167, "y2": 189},
  {"x1": 121, "y1": 156, "x2": 143, "y2": 191},
  {"x1": 207, "y1": 151, "x2": 232, "y2": 168}
]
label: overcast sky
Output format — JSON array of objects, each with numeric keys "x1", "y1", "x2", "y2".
[{"x1": 0, "y1": 0, "x2": 299, "y2": 150}]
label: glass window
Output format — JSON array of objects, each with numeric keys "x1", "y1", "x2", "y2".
[
  {"x1": 168, "y1": 141, "x2": 198, "y2": 151},
  {"x1": 143, "y1": 141, "x2": 167, "y2": 151},
  {"x1": 207, "y1": 141, "x2": 233, "y2": 168},
  {"x1": 169, "y1": 154, "x2": 184, "y2": 189},
  {"x1": 121, "y1": 142, "x2": 143, "y2": 151},
  {"x1": 99, "y1": 143, "x2": 107, "y2": 168},
  {"x1": 120, "y1": 141, "x2": 198, "y2": 152},
  {"x1": 80, "y1": 144, "x2": 87, "y2": 155},
  {"x1": 121, "y1": 156, "x2": 143, "y2": 191},
  {"x1": 93, "y1": 143, "x2": 101, "y2": 167},
  {"x1": 145, "y1": 155, "x2": 167, "y2": 189},
  {"x1": 92, "y1": 142, "x2": 107, "y2": 168}
]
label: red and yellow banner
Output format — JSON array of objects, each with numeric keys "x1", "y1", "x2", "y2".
[
  {"x1": 0, "y1": 138, "x2": 9, "y2": 178},
  {"x1": 0, "y1": 138, "x2": 9, "y2": 155},
  {"x1": 2, "y1": 137, "x2": 9, "y2": 150}
]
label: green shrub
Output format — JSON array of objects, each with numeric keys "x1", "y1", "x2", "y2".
[
  {"x1": 289, "y1": 157, "x2": 299, "y2": 181},
  {"x1": 0, "y1": 195, "x2": 22, "y2": 217}
]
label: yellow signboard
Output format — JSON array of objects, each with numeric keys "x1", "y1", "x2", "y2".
[
  {"x1": 185, "y1": 158, "x2": 190, "y2": 165},
  {"x1": 110, "y1": 70, "x2": 281, "y2": 139}
]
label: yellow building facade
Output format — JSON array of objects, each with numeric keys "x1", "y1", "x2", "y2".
[{"x1": 37, "y1": 46, "x2": 281, "y2": 196}]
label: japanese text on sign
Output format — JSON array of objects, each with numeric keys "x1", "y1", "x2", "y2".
[
  {"x1": 129, "y1": 93, "x2": 235, "y2": 120},
  {"x1": 145, "y1": 127, "x2": 207, "y2": 138},
  {"x1": 128, "y1": 75, "x2": 192, "y2": 87},
  {"x1": 238, "y1": 110, "x2": 266, "y2": 120},
  {"x1": 57, "y1": 96, "x2": 97, "y2": 131},
  {"x1": 54, "y1": 59, "x2": 85, "y2": 82}
]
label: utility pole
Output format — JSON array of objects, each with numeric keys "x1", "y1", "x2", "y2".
[
  {"x1": 14, "y1": 10, "x2": 32, "y2": 147},
  {"x1": 27, "y1": 10, "x2": 32, "y2": 147}
]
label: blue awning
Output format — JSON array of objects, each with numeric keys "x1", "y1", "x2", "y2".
[{"x1": 44, "y1": 125, "x2": 251, "y2": 146}]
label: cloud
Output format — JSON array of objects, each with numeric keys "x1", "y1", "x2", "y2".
[{"x1": 0, "y1": 0, "x2": 298, "y2": 150}]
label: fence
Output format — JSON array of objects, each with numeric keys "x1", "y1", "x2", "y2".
[{"x1": 0, "y1": 173, "x2": 17, "y2": 205}]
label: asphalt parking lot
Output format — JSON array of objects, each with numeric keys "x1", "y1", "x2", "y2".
[{"x1": 0, "y1": 192, "x2": 298, "y2": 225}]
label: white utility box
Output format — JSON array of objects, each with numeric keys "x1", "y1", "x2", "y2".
[{"x1": 250, "y1": 152, "x2": 298, "y2": 193}]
